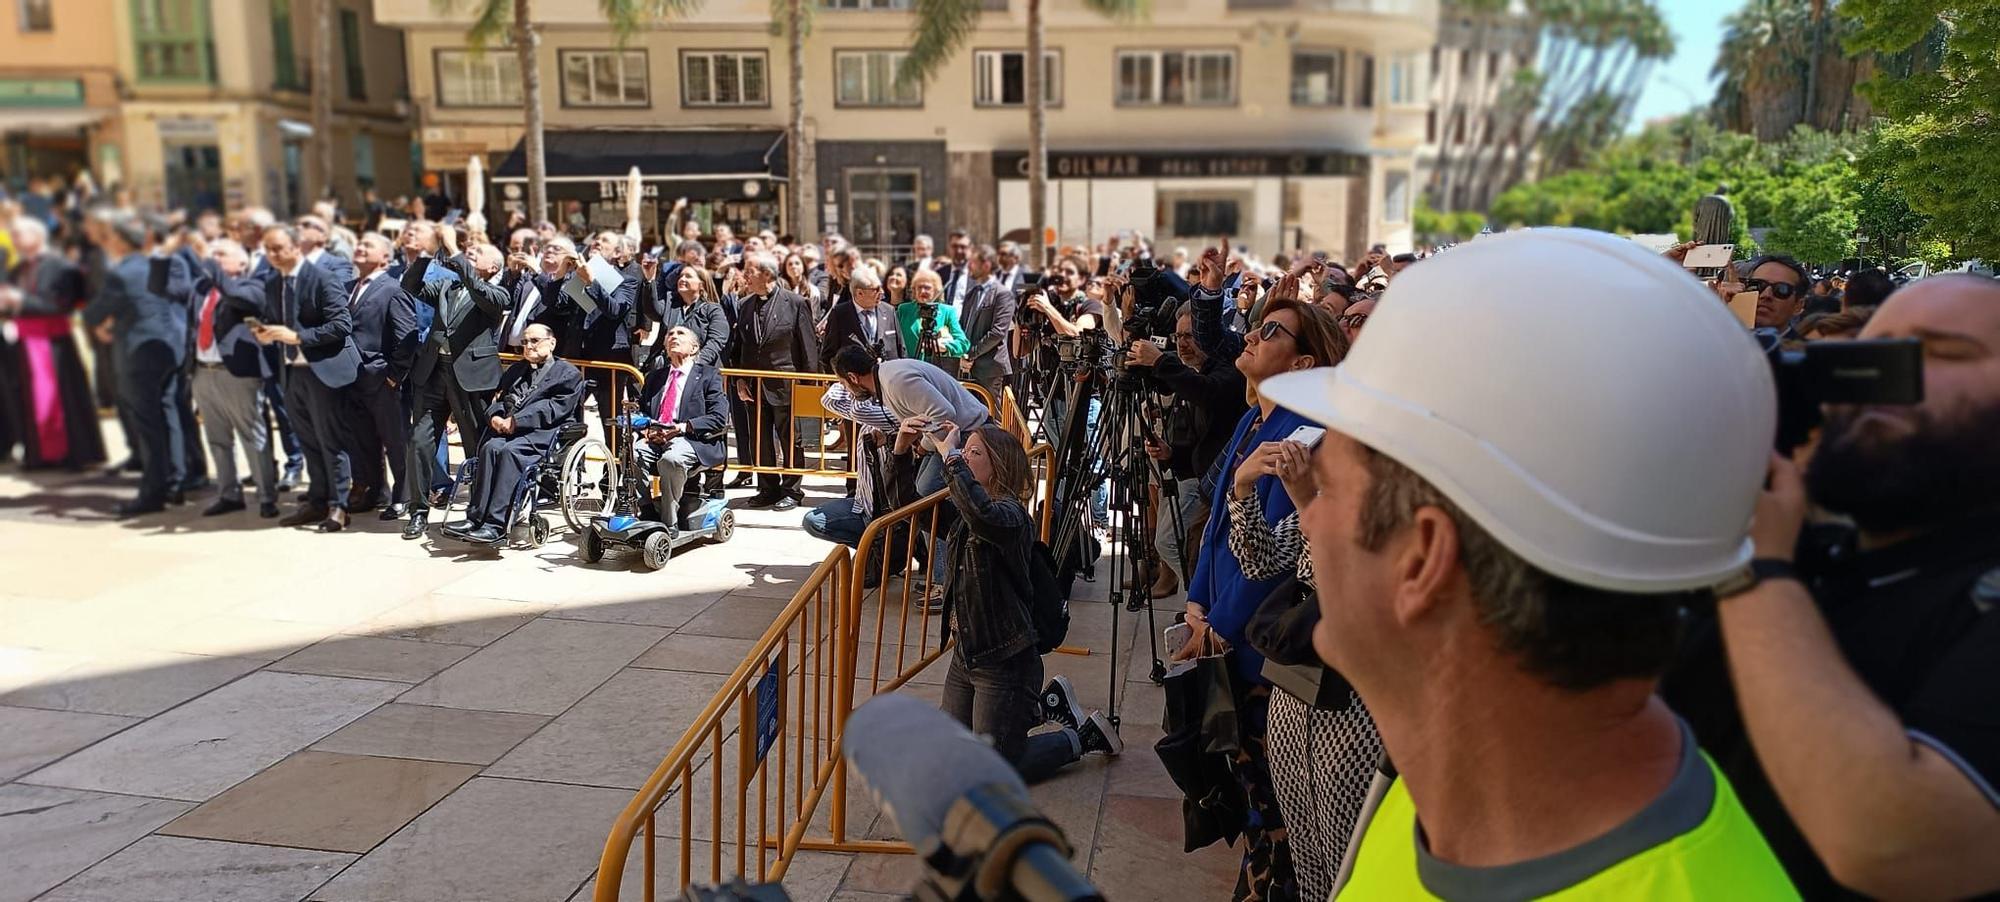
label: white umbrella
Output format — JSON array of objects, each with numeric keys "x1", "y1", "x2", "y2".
[
  {"x1": 626, "y1": 166, "x2": 643, "y2": 240},
  {"x1": 464, "y1": 154, "x2": 487, "y2": 237}
]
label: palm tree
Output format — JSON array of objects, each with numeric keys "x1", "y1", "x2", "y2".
[
  {"x1": 898, "y1": 0, "x2": 1148, "y2": 267},
  {"x1": 1712, "y1": 0, "x2": 1807, "y2": 139},
  {"x1": 311, "y1": 0, "x2": 335, "y2": 208},
  {"x1": 450, "y1": 0, "x2": 700, "y2": 225},
  {"x1": 769, "y1": 0, "x2": 813, "y2": 240}
]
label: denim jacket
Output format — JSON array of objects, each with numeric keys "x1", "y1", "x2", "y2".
[{"x1": 940, "y1": 453, "x2": 1037, "y2": 666}]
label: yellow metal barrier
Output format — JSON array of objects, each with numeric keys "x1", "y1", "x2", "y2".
[
  {"x1": 593, "y1": 548, "x2": 854, "y2": 901},
  {"x1": 719, "y1": 367, "x2": 858, "y2": 480}
]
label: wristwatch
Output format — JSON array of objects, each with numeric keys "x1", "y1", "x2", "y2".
[{"x1": 1715, "y1": 558, "x2": 1800, "y2": 600}]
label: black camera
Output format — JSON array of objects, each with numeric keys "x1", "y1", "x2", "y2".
[{"x1": 1758, "y1": 328, "x2": 1923, "y2": 452}]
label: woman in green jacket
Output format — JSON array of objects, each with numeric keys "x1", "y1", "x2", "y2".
[{"x1": 895, "y1": 268, "x2": 969, "y2": 367}]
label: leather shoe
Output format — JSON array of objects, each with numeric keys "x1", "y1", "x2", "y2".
[
  {"x1": 378, "y1": 502, "x2": 408, "y2": 521},
  {"x1": 772, "y1": 496, "x2": 798, "y2": 512},
  {"x1": 179, "y1": 476, "x2": 213, "y2": 494},
  {"x1": 317, "y1": 508, "x2": 350, "y2": 533},
  {"x1": 166, "y1": 488, "x2": 187, "y2": 506},
  {"x1": 441, "y1": 519, "x2": 478, "y2": 538},
  {"x1": 744, "y1": 493, "x2": 778, "y2": 509},
  {"x1": 279, "y1": 505, "x2": 328, "y2": 527},
  {"x1": 402, "y1": 511, "x2": 429, "y2": 540},
  {"x1": 728, "y1": 473, "x2": 755, "y2": 489},
  {"x1": 259, "y1": 502, "x2": 281, "y2": 519},
  {"x1": 114, "y1": 499, "x2": 165, "y2": 518},
  {"x1": 346, "y1": 487, "x2": 378, "y2": 513},
  {"x1": 459, "y1": 524, "x2": 505, "y2": 545},
  {"x1": 201, "y1": 498, "x2": 246, "y2": 517}
]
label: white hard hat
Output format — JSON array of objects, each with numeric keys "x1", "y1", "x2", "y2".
[{"x1": 1260, "y1": 228, "x2": 1774, "y2": 593}]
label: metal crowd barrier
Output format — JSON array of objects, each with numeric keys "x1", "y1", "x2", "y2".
[{"x1": 594, "y1": 547, "x2": 853, "y2": 900}]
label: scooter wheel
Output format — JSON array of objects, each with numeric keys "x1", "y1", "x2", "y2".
[
  {"x1": 583, "y1": 528, "x2": 605, "y2": 564},
  {"x1": 641, "y1": 531, "x2": 673, "y2": 571},
  {"x1": 713, "y1": 509, "x2": 736, "y2": 544}
]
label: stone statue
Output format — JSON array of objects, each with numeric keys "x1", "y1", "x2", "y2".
[{"x1": 1693, "y1": 184, "x2": 1735, "y2": 246}]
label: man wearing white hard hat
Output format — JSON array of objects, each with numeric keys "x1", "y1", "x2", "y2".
[{"x1": 1260, "y1": 229, "x2": 1796, "y2": 898}]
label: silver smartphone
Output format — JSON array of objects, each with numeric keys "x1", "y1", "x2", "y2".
[{"x1": 1285, "y1": 425, "x2": 1327, "y2": 449}]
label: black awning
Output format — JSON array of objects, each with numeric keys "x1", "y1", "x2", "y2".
[{"x1": 493, "y1": 129, "x2": 788, "y2": 180}]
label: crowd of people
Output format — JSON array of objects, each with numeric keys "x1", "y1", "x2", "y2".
[{"x1": 3, "y1": 181, "x2": 1997, "y2": 902}]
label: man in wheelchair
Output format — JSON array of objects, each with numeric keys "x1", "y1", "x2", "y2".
[
  {"x1": 444, "y1": 324, "x2": 586, "y2": 544},
  {"x1": 633, "y1": 326, "x2": 729, "y2": 531}
]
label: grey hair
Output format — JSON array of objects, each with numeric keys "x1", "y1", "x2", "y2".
[
  {"x1": 849, "y1": 265, "x2": 882, "y2": 290},
  {"x1": 355, "y1": 233, "x2": 393, "y2": 255},
  {"x1": 9, "y1": 216, "x2": 47, "y2": 245},
  {"x1": 618, "y1": 233, "x2": 640, "y2": 257},
  {"x1": 746, "y1": 253, "x2": 781, "y2": 278},
  {"x1": 243, "y1": 207, "x2": 275, "y2": 228},
  {"x1": 545, "y1": 235, "x2": 577, "y2": 255},
  {"x1": 262, "y1": 223, "x2": 302, "y2": 246},
  {"x1": 913, "y1": 233, "x2": 933, "y2": 247}
]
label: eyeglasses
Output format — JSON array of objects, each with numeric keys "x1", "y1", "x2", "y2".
[
  {"x1": 1744, "y1": 279, "x2": 1801, "y2": 300},
  {"x1": 1337, "y1": 313, "x2": 1368, "y2": 329},
  {"x1": 1173, "y1": 331, "x2": 1196, "y2": 342},
  {"x1": 1254, "y1": 320, "x2": 1298, "y2": 344},
  {"x1": 523, "y1": 336, "x2": 555, "y2": 346}
]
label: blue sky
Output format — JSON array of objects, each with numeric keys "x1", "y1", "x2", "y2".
[{"x1": 1625, "y1": 0, "x2": 1735, "y2": 127}]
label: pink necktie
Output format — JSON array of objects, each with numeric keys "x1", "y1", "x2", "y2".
[{"x1": 659, "y1": 368, "x2": 683, "y2": 425}]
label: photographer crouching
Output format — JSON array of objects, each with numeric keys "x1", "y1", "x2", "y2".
[{"x1": 1666, "y1": 273, "x2": 2000, "y2": 898}]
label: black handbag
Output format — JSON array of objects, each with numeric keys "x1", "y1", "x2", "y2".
[
  {"x1": 1245, "y1": 575, "x2": 1354, "y2": 711},
  {"x1": 1154, "y1": 628, "x2": 1247, "y2": 852}
]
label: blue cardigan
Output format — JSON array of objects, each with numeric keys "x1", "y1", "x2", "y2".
[{"x1": 1188, "y1": 405, "x2": 1313, "y2": 684}]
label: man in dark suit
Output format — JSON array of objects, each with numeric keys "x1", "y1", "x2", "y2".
[
  {"x1": 549, "y1": 230, "x2": 637, "y2": 434},
  {"x1": 254, "y1": 225, "x2": 364, "y2": 532},
  {"x1": 298, "y1": 214, "x2": 357, "y2": 295},
  {"x1": 156, "y1": 235, "x2": 280, "y2": 518},
  {"x1": 728, "y1": 252, "x2": 819, "y2": 510},
  {"x1": 995, "y1": 241, "x2": 1037, "y2": 293},
  {"x1": 935, "y1": 228, "x2": 974, "y2": 307},
  {"x1": 498, "y1": 235, "x2": 575, "y2": 353},
  {"x1": 400, "y1": 244, "x2": 513, "y2": 538},
  {"x1": 342, "y1": 233, "x2": 418, "y2": 519},
  {"x1": 633, "y1": 325, "x2": 728, "y2": 530},
  {"x1": 443, "y1": 323, "x2": 584, "y2": 545},
  {"x1": 953, "y1": 244, "x2": 1018, "y2": 406},
  {"x1": 819, "y1": 264, "x2": 904, "y2": 364},
  {"x1": 83, "y1": 215, "x2": 191, "y2": 516}
]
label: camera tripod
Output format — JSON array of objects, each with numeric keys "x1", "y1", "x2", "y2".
[{"x1": 1039, "y1": 338, "x2": 1190, "y2": 728}]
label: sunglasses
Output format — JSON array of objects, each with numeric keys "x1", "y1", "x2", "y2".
[
  {"x1": 1337, "y1": 313, "x2": 1368, "y2": 329},
  {"x1": 1744, "y1": 279, "x2": 1801, "y2": 300},
  {"x1": 1254, "y1": 320, "x2": 1298, "y2": 343}
]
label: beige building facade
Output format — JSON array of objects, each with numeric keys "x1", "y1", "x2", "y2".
[
  {"x1": 111, "y1": 0, "x2": 415, "y2": 216},
  {"x1": 377, "y1": 0, "x2": 1434, "y2": 259},
  {"x1": 0, "y1": 0, "x2": 127, "y2": 190}
]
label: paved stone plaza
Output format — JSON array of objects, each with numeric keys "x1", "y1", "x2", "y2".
[{"x1": 0, "y1": 428, "x2": 1236, "y2": 901}]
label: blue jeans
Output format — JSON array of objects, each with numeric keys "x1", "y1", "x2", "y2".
[
  {"x1": 917, "y1": 452, "x2": 948, "y2": 582},
  {"x1": 803, "y1": 498, "x2": 869, "y2": 547}
]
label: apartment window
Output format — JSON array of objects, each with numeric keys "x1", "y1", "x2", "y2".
[
  {"x1": 1116, "y1": 50, "x2": 1235, "y2": 106},
  {"x1": 1387, "y1": 51, "x2": 1425, "y2": 106},
  {"x1": 435, "y1": 49, "x2": 522, "y2": 107},
  {"x1": 682, "y1": 51, "x2": 767, "y2": 107},
  {"x1": 1290, "y1": 49, "x2": 1345, "y2": 106},
  {"x1": 561, "y1": 49, "x2": 649, "y2": 107},
  {"x1": 339, "y1": 9, "x2": 366, "y2": 101},
  {"x1": 835, "y1": 50, "x2": 921, "y2": 107},
  {"x1": 823, "y1": 0, "x2": 912, "y2": 8},
  {"x1": 1172, "y1": 199, "x2": 1238, "y2": 237},
  {"x1": 18, "y1": 0, "x2": 53, "y2": 31},
  {"x1": 1460, "y1": 49, "x2": 1475, "y2": 77},
  {"x1": 1384, "y1": 171, "x2": 1411, "y2": 224},
  {"x1": 132, "y1": 0, "x2": 213, "y2": 82},
  {"x1": 1488, "y1": 51, "x2": 1500, "y2": 80},
  {"x1": 1355, "y1": 53, "x2": 1375, "y2": 108},
  {"x1": 972, "y1": 50, "x2": 1060, "y2": 106},
  {"x1": 271, "y1": 0, "x2": 300, "y2": 90}
]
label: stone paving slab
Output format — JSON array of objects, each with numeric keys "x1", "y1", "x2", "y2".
[
  {"x1": 0, "y1": 705, "x2": 137, "y2": 782},
  {"x1": 397, "y1": 618, "x2": 669, "y2": 716},
  {"x1": 485, "y1": 667, "x2": 728, "y2": 791},
  {"x1": 311, "y1": 703, "x2": 550, "y2": 766},
  {"x1": 39, "y1": 835, "x2": 355, "y2": 902},
  {"x1": 0, "y1": 649, "x2": 266, "y2": 717},
  {"x1": 269, "y1": 635, "x2": 477, "y2": 684},
  {"x1": 0, "y1": 783, "x2": 195, "y2": 902},
  {"x1": 161, "y1": 750, "x2": 481, "y2": 853}
]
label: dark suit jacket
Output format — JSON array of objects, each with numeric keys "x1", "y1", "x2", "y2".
[
  {"x1": 402, "y1": 255, "x2": 512, "y2": 393},
  {"x1": 84, "y1": 253, "x2": 187, "y2": 365},
  {"x1": 646, "y1": 295, "x2": 730, "y2": 369},
  {"x1": 636, "y1": 361, "x2": 729, "y2": 468},
  {"x1": 486, "y1": 356, "x2": 586, "y2": 443},
  {"x1": 348, "y1": 271, "x2": 419, "y2": 389},
  {"x1": 819, "y1": 299, "x2": 904, "y2": 364},
  {"x1": 959, "y1": 280, "x2": 1019, "y2": 380},
  {"x1": 8, "y1": 252, "x2": 86, "y2": 317},
  {"x1": 261, "y1": 260, "x2": 361, "y2": 388},
  {"x1": 547, "y1": 258, "x2": 635, "y2": 361},
  {"x1": 153, "y1": 251, "x2": 269, "y2": 379},
  {"x1": 499, "y1": 270, "x2": 565, "y2": 350},
  {"x1": 729, "y1": 286, "x2": 820, "y2": 406},
  {"x1": 312, "y1": 251, "x2": 358, "y2": 296}
]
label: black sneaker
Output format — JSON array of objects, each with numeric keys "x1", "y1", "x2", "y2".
[
  {"x1": 1040, "y1": 675, "x2": 1085, "y2": 733},
  {"x1": 1078, "y1": 711, "x2": 1122, "y2": 756}
]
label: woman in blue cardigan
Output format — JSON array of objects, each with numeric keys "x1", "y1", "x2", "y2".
[{"x1": 1178, "y1": 296, "x2": 1350, "y2": 902}]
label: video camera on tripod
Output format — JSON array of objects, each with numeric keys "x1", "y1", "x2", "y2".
[{"x1": 917, "y1": 301, "x2": 944, "y2": 359}]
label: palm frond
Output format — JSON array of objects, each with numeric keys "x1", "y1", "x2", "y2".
[
  {"x1": 898, "y1": 0, "x2": 982, "y2": 87},
  {"x1": 1079, "y1": 0, "x2": 1148, "y2": 22},
  {"x1": 435, "y1": 0, "x2": 513, "y2": 50},
  {"x1": 768, "y1": 0, "x2": 813, "y2": 39},
  {"x1": 601, "y1": 0, "x2": 706, "y2": 45}
]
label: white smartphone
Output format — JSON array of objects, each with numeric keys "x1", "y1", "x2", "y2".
[
  {"x1": 1285, "y1": 425, "x2": 1327, "y2": 449},
  {"x1": 1163, "y1": 623, "x2": 1196, "y2": 678},
  {"x1": 1682, "y1": 244, "x2": 1734, "y2": 268}
]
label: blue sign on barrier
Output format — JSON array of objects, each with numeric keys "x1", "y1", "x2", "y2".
[{"x1": 755, "y1": 659, "x2": 780, "y2": 763}]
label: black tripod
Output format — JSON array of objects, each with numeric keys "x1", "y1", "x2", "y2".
[{"x1": 1039, "y1": 338, "x2": 1189, "y2": 727}]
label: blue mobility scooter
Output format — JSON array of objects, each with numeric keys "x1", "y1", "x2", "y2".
[{"x1": 583, "y1": 402, "x2": 734, "y2": 570}]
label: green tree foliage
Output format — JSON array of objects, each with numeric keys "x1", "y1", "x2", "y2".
[{"x1": 1844, "y1": 0, "x2": 2000, "y2": 259}]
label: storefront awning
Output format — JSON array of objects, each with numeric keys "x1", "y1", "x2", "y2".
[
  {"x1": 0, "y1": 107, "x2": 109, "y2": 137},
  {"x1": 492, "y1": 129, "x2": 788, "y2": 182}
]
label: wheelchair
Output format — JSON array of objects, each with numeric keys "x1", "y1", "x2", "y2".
[
  {"x1": 581, "y1": 404, "x2": 735, "y2": 571},
  {"x1": 438, "y1": 415, "x2": 606, "y2": 549}
]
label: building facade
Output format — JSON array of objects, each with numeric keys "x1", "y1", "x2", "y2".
[
  {"x1": 0, "y1": 0, "x2": 126, "y2": 191},
  {"x1": 1418, "y1": 1, "x2": 1537, "y2": 213},
  {"x1": 376, "y1": 0, "x2": 1435, "y2": 259},
  {"x1": 111, "y1": 0, "x2": 415, "y2": 216}
]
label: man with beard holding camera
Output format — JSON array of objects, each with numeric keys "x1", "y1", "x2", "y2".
[{"x1": 1666, "y1": 273, "x2": 2000, "y2": 898}]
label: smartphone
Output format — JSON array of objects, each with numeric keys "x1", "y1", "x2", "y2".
[
  {"x1": 242, "y1": 317, "x2": 267, "y2": 330},
  {"x1": 1163, "y1": 623, "x2": 1196, "y2": 678},
  {"x1": 1285, "y1": 425, "x2": 1327, "y2": 449},
  {"x1": 1683, "y1": 244, "x2": 1734, "y2": 268}
]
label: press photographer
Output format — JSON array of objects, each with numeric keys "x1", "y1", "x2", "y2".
[
  {"x1": 1666, "y1": 273, "x2": 2000, "y2": 899},
  {"x1": 895, "y1": 269, "x2": 968, "y2": 370}
]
